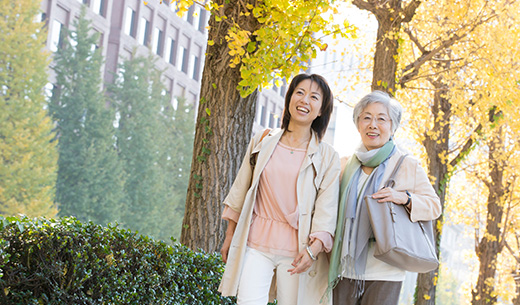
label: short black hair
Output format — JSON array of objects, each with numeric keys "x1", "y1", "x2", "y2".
[{"x1": 281, "y1": 73, "x2": 334, "y2": 141}]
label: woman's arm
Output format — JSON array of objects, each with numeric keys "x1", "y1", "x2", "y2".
[
  {"x1": 219, "y1": 132, "x2": 264, "y2": 262},
  {"x1": 408, "y1": 159, "x2": 442, "y2": 221},
  {"x1": 371, "y1": 156, "x2": 441, "y2": 222},
  {"x1": 220, "y1": 218, "x2": 237, "y2": 263},
  {"x1": 289, "y1": 148, "x2": 341, "y2": 274}
]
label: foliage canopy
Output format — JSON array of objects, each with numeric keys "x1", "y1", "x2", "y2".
[{"x1": 0, "y1": 0, "x2": 57, "y2": 217}]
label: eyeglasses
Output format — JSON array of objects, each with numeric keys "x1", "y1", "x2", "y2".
[{"x1": 359, "y1": 115, "x2": 391, "y2": 125}]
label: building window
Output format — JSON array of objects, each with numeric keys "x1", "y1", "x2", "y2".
[
  {"x1": 193, "y1": 6, "x2": 207, "y2": 32},
  {"x1": 38, "y1": 12, "x2": 47, "y2": 23},
  {"x1": 181, "y1": 8, "x2": 189, "y2": 22},
  {"x1": 188, "y1": 92, "x2": 197, "y2": 105},
  {"x1": 169, "y1": 1, "x2": 177, "y2": 13},
  {"x1": 153, "y1": 28, "x2": 163, "y2": 56},
  {"x1": 138, "y1": 17, "x2": 150, "y2": 46},
  {"x1": 280, "y1": 81, "x2": 287, "y2": 98},
  {"x1": 94, "y1": 31, "x2": 103, "y2": 50},
  {"x1": 50, "y1": 20, "x2": 63, "y2": 52},
  {"x1": 177, "y1": 47, "x2": 188, "y2": 73},
  {"x1": 190, "y1": 54, "x2": 199, "y2": 80},
  {"x1": 124, "y1": 7, "x2": 137, "y2": 38},
  {"x1": 176, "y1": 84, "x2": 186, "y2": 98},
  {"x1": 187, "y1": 6, "x2": 194, "y2": 24},
  {"x1": 192, "y1": 6, "x2": 200, "y2": 29},
  {"x1": 92, "y1": 0, "x2": 106, "y2": 17},
  {"x1": 267, "y1": 107, "x2": 280, "y2": 128},
  {"x1": 276, "y1": 108, "x2": 282, "y2": 127},
  {"x1": 259, "y1": 100, "x2": 267, "y2": 126},
  {"x1": 256, "y1": 103, "x2": 264, "y2": 125},
  {"x1": 165, "y1": 37, "x2": 176, "y2": 65},
  {"x1": 198, "y1": 9, "x2": 207, "y2": 32}
]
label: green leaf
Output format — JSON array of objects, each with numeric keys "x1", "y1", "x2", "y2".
[
  {"x1": 246, "y1": 42, "x2": 256, "y2": 53},
  {"x1": 202, "y1": 146, "x2": 211, "y2": 155}
]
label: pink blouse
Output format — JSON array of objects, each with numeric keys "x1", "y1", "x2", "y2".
[{"x1": 223, "y1": 141, "x2": 333, "y2": 257}]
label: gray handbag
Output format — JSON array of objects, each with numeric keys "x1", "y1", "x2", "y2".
[{"x1": 365, "y1": 154, "x2": 439, "y2": 273}]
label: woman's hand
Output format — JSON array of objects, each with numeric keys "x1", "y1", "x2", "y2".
[
  {"x1": 372, "y1": 187, "x2": 408, "y2": 205},
  {"x1": 288, "y1": 240, "x2": 323, "y2": 275},
  {"x1": 220, "y1": 220, "x2": 237, "y2": 263}
]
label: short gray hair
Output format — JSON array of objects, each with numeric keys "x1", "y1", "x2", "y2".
[{"x1": 353, "y1": 90, "x2": 403, "y2": 134}]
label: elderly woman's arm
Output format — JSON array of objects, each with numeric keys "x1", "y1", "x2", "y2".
[
  {"x1": 408, "y1": 158, "x2": 442, "y2": 222},
  {"x1": 371, "y1": 156, "x2": 441, "y2": 222}
]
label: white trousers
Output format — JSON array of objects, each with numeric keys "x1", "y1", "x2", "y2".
[{"x1": 237, "y1": 247, "x2": 299, "y2": 305}]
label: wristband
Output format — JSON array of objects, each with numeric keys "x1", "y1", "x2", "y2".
[{"x1": 405, "y1": 191, "x2": 412, "y2": 208}]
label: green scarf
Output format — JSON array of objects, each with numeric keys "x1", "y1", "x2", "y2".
[{"x1": 326, "y1": 139, "x2": 395, "y2": 297}]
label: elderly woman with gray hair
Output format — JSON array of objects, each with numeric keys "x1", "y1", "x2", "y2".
[{"x1": 327, "y1": 91, "x2": 441, "y2": 305}]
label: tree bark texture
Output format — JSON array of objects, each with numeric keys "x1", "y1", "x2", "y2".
[
  {"x1": 512, "y1": 268, "x2": 520, "y2": 305},
  {"x1": 471, "y1": 122, "x2": 505, "y2": 305},
  {"x1": 353, "y1": 0, "x2": 421, "y2": 94},
  {"x1": 418, "y1": 77, "x2": 451, "y2": 305},
  {"x1": 180, "y1": 0, "x2": 261, "y2": 252}
]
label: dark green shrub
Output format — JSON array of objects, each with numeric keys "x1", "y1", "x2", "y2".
[{"x1": 0, "y1": 216, "x2": 236, "y2": 305}]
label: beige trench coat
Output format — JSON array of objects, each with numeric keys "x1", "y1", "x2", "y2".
[
  {"x1": 219, "y1": 128, "x2": 340, "y2": 305},
  {"x1": 339, "y1": 148, "x2": 442, "y2": 223}
]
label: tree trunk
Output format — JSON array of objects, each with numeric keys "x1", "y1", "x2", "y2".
[
  {"x1": 180, "y1": 0, "x2": 261, "y2": 252},
  {"x1": 512, "y1": 268, "x2": 520, "y2": 305},
  {"x1": 353, "y1": 0, "x2": 421, "y2": 94},
  {"x1": 417, "y1": 78, "x2": 451, "y2": 305},
  {"x1": 471, "y1": 122, "x2": 505, "y2": 305},
  {"x1": 371, "y1": 12, "x2": 399, "y2": 93}
]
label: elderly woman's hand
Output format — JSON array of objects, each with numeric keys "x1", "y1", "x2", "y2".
[{"x1": 372, "y1": 187, "x2": 409, "y2": 205}]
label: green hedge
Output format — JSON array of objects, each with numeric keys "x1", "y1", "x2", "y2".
[{"x1": 0, "y1": 216, "x2": 236, "y2": 305}]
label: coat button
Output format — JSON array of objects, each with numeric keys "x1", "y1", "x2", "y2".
[{"x1": 309, "y1": 270, "x2": 317, "y2": 277}]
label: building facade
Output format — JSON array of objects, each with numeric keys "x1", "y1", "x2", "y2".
[
  {"x1": 40, "y1": 0, "x2": 336, "y2": 144},
  {"x1": 41, "y1": 0, "x2": 209, "y2": 107}
]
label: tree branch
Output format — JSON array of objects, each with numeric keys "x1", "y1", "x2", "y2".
[
  {"x1": 401, "y1": 0, "x2": 422, "y2": 23},
  {"x1": 352, "y1": 0, "x2": 375, "y2": 13},
  {"x1": 449, "y1": 123, "x2": 481, "y2": 169},
  {"x1": 504, "y1": 240, "x2": 520, "y2": 265},
  {"x1": 404, "y1": 26, "x2": 426, "y2": 53},
  {"x1": 399, "y1": 14, "x2": 498, "y2": 86}
]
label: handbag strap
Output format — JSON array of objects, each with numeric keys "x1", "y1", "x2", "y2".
[
  {"x1": 249, "y1": 128, "x2": 271, "y2": 169},
  {"x1": 260, "y1": 128, "x2": 271, "y2": 141},
  {"x1": 384, "y1": 154, "x2": 408, "y2": 188}
]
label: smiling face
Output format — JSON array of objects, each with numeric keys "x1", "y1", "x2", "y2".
[
  {"x1": 357, "y1": 102, "x2": 393, "y2": 151},
  {"x1": 287, "y1": 79, "x2": 323, "y2": 129}
]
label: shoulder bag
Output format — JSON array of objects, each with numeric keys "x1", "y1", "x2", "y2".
[{"x1": 365, "y1": 154, "x2": 439, "y2": 273}]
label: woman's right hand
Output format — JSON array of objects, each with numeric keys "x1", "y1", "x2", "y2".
[
  {"x1": 220, "y1": 220, "x2": 237, "y2": 263},
  {"x1": 220, "y1": 235, "x2": 232, "y2": 263}
]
